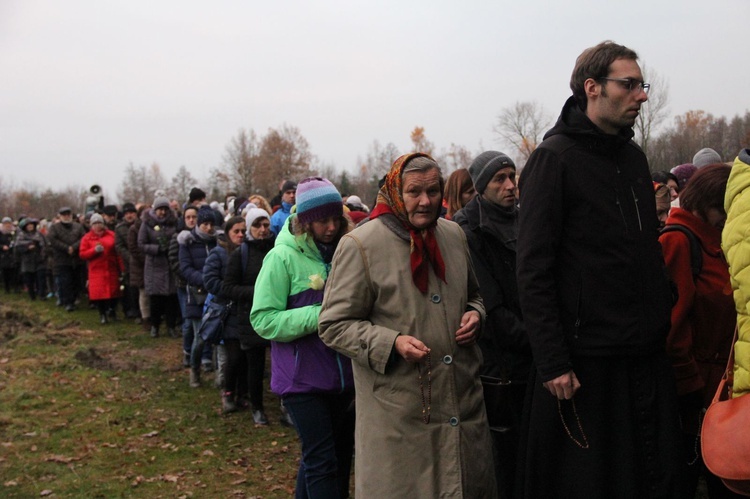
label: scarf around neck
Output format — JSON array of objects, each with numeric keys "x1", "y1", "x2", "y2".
[{"x1": 369, "y1": 152, "x2": 446, "y2": 293}]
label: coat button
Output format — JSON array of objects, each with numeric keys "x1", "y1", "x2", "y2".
[
  {"x1": 359, "y1": 341, "x2": 366, "y2": 349},
  {"x1": 443, "y1": 355, "x2": 453, "y2": 365},
  {"x1": 431, "y1": 294, "x2": 441, "y2": 303},
  {"x1": 449, "y1": 417, "x2": 459, "y2": 426}
]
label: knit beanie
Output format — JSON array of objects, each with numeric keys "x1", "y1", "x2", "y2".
[
  {"x1": 153, "y1": 197, "x2": 170, "y2": 210},
  {"x1": 670, "y1": 163, "x2": 698, "y2": 191},
  {"x1": 197, "y1": 205, "x2": 215, "y2": 225},
  {"x1": 245, "y1": 208, "x2": 271, "y2": 240},
  {"x1": 90, "y1": 213, "x2": 104, "y2": 225},
  {"x1": 468, "y1": 151, "x2": 516, "y2": 194},
  {"x1": 692, "y1": 148, "x2": 722, "y2": 168},
  {"x1": 295, "y1": 177, "x2": 343, "y2": 225},
  {"x1": 281, "y1": 180, "x2": 298, "y2": 193}
]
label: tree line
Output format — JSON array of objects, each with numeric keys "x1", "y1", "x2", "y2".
[{"x1": 2, "y1": 102, "x2": 748, "y2": 220}]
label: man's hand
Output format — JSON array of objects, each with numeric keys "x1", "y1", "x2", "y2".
[
  {"x1": 543, "y1": 370, "x2": 580, "y2": 400},
  {"x1": 394, "y1": 335, "x2": 430, "y2": 363},
  {"x1": 455, "y1": 310, "x2": 480, "y2": 345}
]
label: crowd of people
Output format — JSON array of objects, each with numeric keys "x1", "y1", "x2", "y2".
[{"x1": 3, "y1": 40, "x2": 750, "y2": 498}]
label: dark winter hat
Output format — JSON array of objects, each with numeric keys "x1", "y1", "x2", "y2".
[
  {"x1": 19, "y1": 218, "x2": 38, "y2": 230},
  {"x1": 103, "y1": 205, "x2": 118, "y2": 216},
  {"x1": 281, "y1": 180, "x2": 298, "y2": 193},
  {"x1": 468, "y1": 151, "x2": 516, "y2": 194},
  {"x1": 197, "y1": 205, "x2": 215, "y2": 225},
  {"x1": 692, "y1": 148, "x2": 722, "y2": 168},
  {"x1": 295, "y1": 177, "x2": 343, "y2": 225},
  {"x1": 153, "y1": 196, "x2": 170, "y2": 210},
  {"x1": 670, "y1": 163, "x2": 698, "y2": 191},
  {"x1": 122, "y1": 202, "x2": 137, "y2": 213},
  {"x1": 188, "y1": 187, "x2": 206, "y2": 204},
  {"x1": 58, "y1": 207, "x2": 72, "y2": 214}
]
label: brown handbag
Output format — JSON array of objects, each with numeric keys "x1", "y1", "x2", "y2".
[{"x1": 701, "y1": 328, "x2": 750, "y2": 496}]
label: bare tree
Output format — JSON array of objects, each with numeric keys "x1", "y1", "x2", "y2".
[
  {"x1": 634, "y1": 64, "x2": 670, "y2": 158},
  {"x1": 441, "y1": 143, "x2": 473, "y2": 173},
  {"x1": 223, "y1": 128, "x2": 260, "y2": 195},
  {"x1": 205, "y1": 167, "x2": 232, "y2": 203},
  {"x1": 168, "y1": 165, "x2": 198, "y2": 204},
  {"x1": 118, "y1": 162, "x2": 167, "y2": 205},
  {"x1": 493, "y1": 101, "x2": 552, "y2": 168},
  {"x1": 253, "y1": 124, "x2": 315, "y2": 197}
]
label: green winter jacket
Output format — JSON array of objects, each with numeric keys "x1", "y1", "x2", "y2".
[
  {"x1": 250, "y1": 214, "x2": 329, "y2": 343},
  {"x1": 250, "y1": 214, "x2": 354, "y2": 396}
]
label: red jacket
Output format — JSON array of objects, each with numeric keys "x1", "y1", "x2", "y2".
[
  {"x1": 79, "y1": 229, "x2": 123, "y2": 300},
  {"x1": 659, "y1": 207, "x2": 735, "y2": 407}
]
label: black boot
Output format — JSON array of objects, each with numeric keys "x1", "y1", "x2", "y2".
[
  {"x1": 150, "y1": 325, "x2": 159, "y2": 338},
  {"x1": 100, "y1": 314, "x2": 108, "y2": 325}
]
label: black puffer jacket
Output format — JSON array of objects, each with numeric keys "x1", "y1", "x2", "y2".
[
  {"x1": 221, "y1": 236, "x2": 274, "y2": 348},
  {"x1": 516, "y1": 96, "x2": 673, "y2": 383}
]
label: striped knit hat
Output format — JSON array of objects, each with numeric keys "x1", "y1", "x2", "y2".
[{"x1": 295, "y1": 177, "x2": 343, "y2": 225}]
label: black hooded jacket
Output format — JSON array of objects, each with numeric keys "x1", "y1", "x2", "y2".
[
  {"x1": 516, "y1": 96, "x2": 673, "y2": 383},
  {"x1": 454, "y1": 196, "x2": 531, "y2": 383}
]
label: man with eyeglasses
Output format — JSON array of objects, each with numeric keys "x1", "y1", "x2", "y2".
[{"x1": 516, "y1": 41, "x2": 684, "y2": 497}]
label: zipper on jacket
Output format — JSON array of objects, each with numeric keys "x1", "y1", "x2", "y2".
[
  {"x1": 630, "y1": 186, "x2": 643, "y2": 232},
  {"x1": 615, "y1": 192, "x2": 629, "y2": 233}
]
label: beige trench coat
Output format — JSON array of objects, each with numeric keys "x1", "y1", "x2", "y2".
[{"x1": 319, "y1": 217, "x2": 497, "y2": 498}]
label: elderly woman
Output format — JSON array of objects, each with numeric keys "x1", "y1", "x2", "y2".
[
  {"x1": 15, "y1": 218, "x2": 48, "y2": 301},
  {"x1": 138, "y1": 197, "x2": 179, "y2": 338},
  {"x1": 319, "y1": 153, "x2": 496, "y2": 498},
  {"x1": 659, "y1": 163, "x2": 736, "y2": 498},
  {"x1": 251, "y1": 177, "x2": 354, "y2": 499},
  {"x1": 79, "y1": 213, "x2": 123, "y2": 324}
]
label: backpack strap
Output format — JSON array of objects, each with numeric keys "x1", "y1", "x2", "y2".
[
  {"x1": 241, "y1": 242, "x2": 249, "y2": 275},
  {"x1": 661, "y1": 224, "x2": 703, "y2": 280}
]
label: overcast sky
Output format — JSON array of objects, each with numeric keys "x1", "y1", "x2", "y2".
[{"x1": 1, "y1": 0, "x2": 747, "y2": 201}]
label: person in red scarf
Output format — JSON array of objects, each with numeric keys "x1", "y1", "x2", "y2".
[{"x1": 319, "y1": 153, "x2": 496, "y2": 498}]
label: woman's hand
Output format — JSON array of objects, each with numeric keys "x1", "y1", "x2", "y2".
[
  {"x1": 455, "y1": 310, "x2": 480, "y2": 345},
  {"x1": 394, "y1": 335, "x2": 430, "y2": 363}
]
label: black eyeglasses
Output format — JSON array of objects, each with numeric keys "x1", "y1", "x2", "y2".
[{"x1": 597, "y1": 77, "x2": 650, "y2": 94}]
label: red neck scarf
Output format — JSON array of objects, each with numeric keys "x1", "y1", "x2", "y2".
[{"x1": 369, "y1": 153, "x2": 446, "y2": 293}]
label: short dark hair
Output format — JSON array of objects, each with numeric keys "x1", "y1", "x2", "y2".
[
  {"x1": 570, "y1": 41, "x2": 638, "y2": 110},
  {"x1": 651, "y1": 171, "x2": 679, "y2": 188},
  {"x1": 678, "y1": 164, "x2": 731, "y2": 219}
]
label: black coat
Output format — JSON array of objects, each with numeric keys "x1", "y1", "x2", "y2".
[
  {"x1": 454, "y1": 196, "x2": 531, "y2": 384},
  {"x1": 47, "y1": 221, "x2": 86, "y2": 268},
  {"x1": 516, "y1": 96, "x2": 673, "y2": 383},
  {"x1": 221, "y1": 237, "x2": 274, "y2": 348}
]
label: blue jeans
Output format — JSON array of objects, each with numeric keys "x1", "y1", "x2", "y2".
[{"x1": 283, "y1": 392, "x2": 355, "y2": 499}]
